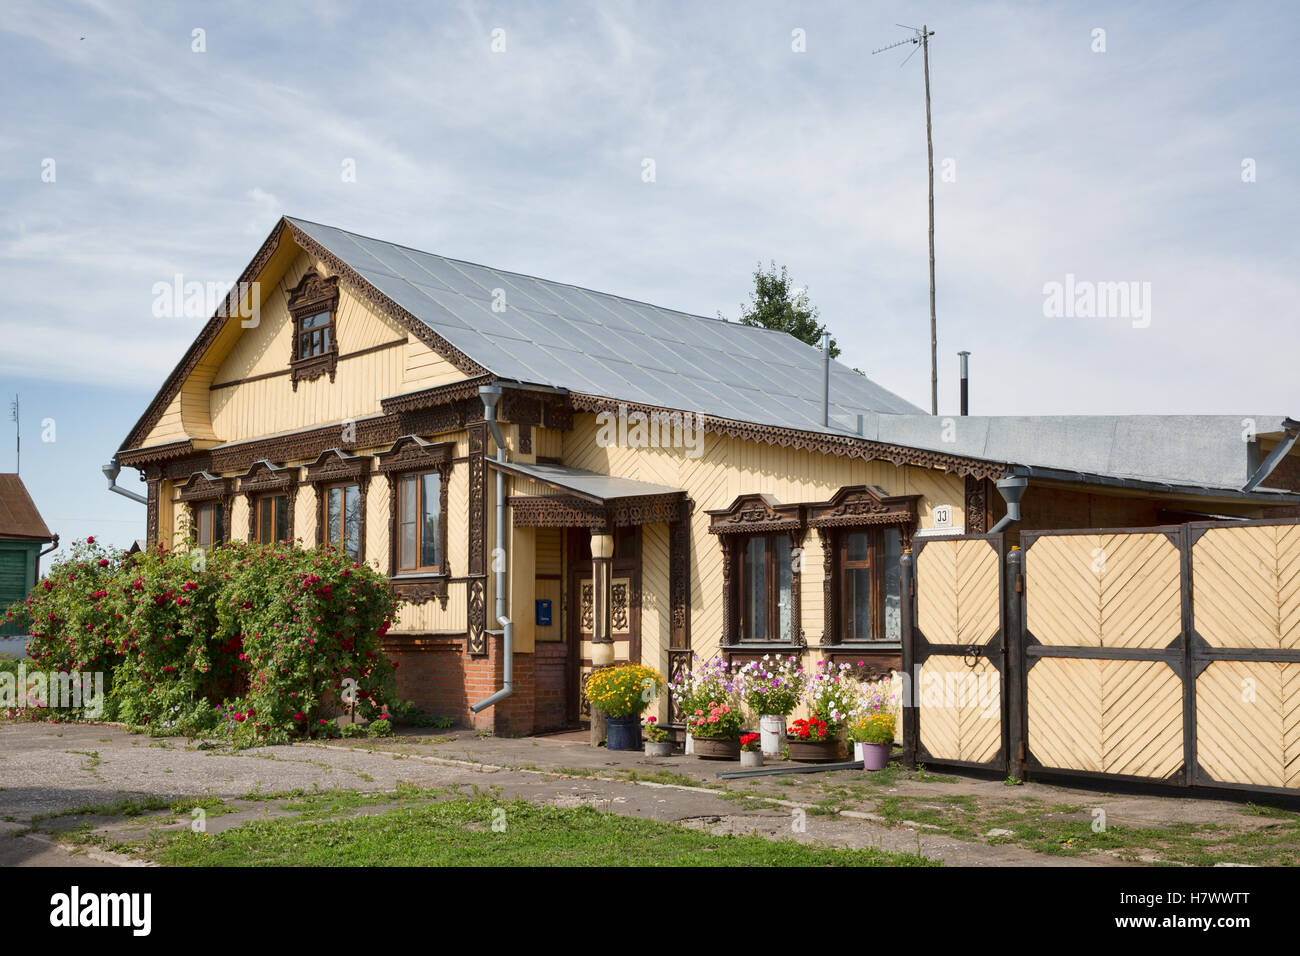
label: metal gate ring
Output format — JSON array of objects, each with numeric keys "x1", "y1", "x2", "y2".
[{"x1": 962, "y1": 644, "x2": 982, "y2": 668}]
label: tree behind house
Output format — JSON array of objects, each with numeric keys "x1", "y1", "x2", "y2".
[{"x1": 721, "y1": 261, "x2": 840, "y2": 358}]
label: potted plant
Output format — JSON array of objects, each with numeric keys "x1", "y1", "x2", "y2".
[
  {"x1": 848, "y1": 671, "x2": 900, "y2": 764},
  {"x1": 740, "y1": 732, "x2": 763, "y2": 768},
  {"x1": 848, "y1": 711, "x2": 895, "y2": 770},
  {"x1": 643, "y1": 715, "x2": 672, "y2": 756},
  {"x1": 686, "y1": 700, "x2": 743, "y2": 759},
  {"x1": 786, "y1": 714, "x2": 840, "y2": 761},
  {"x1": 739, "y1": 655, "x2": 806, "y2": 756},
  {"x1": 585, "y1": 663, "x2": 665, "y2": 751},
  {"x1": 787, "y1": 660, "x2": 855, "y2": 762},
  {"x1": 668, "y1": 655, "x2": 741, "y2": 756}
]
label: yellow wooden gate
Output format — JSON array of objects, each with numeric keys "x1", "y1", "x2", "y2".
[{"x1": 902, "y1": 534, "x2": 1007, "y2": 771}]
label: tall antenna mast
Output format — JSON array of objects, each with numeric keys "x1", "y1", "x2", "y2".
[
  {"x1": 8, "y1": 394, "x2": 18, "y2": 475},
  {"x1": 874, "y1": 23, "x2": 938, "y2": 415}
]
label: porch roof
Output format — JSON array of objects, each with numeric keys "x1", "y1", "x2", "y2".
[{"x1": 489, "y1": 460, "x2": 682, "y2": 504}]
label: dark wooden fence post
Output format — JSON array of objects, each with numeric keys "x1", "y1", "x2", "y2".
[
  {"x1": 1005, "y1": 546, "x2": 1026, "y2": 781},
  {"x1": 900, "y1": 547, "x2": 917, "y2": 769}
]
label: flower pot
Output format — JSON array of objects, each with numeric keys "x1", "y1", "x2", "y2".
[
  {"x1": 692, "y1": 736, "x2": 741, "y2": 760},
  {"x1": 786, "y1": 738, "x2": 840, "y2": 763},
  {"x1": 859, "y1": 741, "x2": 891, "y2": 771},
  {"x1": 644, "y1": 739, "x2": 673, "y2": 757},
  {"x1": 605, "y1": 714, "x2": 642, "y2": 751},
  {"x1": 759, "y1": 714, "x2": 787, "y2": 755},
  {"x1": 740, "y1": 749, "x2": 763, "y2": 768}
]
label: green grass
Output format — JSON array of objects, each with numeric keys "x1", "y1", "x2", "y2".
[{"x1": 138, "y1": 797, "x2": 938, "y2": 867}]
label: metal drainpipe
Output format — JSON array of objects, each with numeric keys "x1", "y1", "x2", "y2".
[
  {"x1": 37, "y1": 534, "x2": 60, "y2": 578},
  {"x1": 102, "y1": 457, "x2": 148, "y2": 505},
  {"x1": 471, "y1": 384, "x2": 513, "y2": 714},
  {"x1": 990, "y1": 475, "x2": 1028, "y2": 533}
]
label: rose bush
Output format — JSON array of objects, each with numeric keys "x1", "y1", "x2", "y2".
[{"x1": 11, "y1": 539, "x2": 399, "y2": 744}]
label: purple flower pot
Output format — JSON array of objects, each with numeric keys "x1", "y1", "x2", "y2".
[{"x1": 860, "y1": 742, "x2": 891, "y2": 771}]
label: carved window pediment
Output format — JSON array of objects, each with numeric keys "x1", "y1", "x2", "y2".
[
  {"x1": 237, "y1": 459, "x2": 296, "y2": 495},
  {"x1": 375, "y1": 435, "x2": 454, "y2": 475},
  {"x1": 176, "y1": 471, "x2": 231, "y2": 502},
  {"x1": 706, "y1": 493, "x2": 804, "y2": 535},
  {"x1": 304, "y1": 449, "x2": 371, "y2": 485},
  {"x1": 808, "y1": 485, "x2": 919, "y2": 529}
]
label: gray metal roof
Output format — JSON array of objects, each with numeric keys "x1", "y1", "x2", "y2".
[
  {"x1": 847, "y1": 412, "x2": 1294, "y2": 495},
  {"x1": 490, "y1": 460, "x2": 683, "y2": 501},
  {"x1": 286, "y1": 218, "x2": 1298, "y2": 498},
  {"x1": 287, "y1": 217, "x2": 925, "y2": 431}
]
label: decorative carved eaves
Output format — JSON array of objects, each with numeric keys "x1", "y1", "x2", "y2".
[{"x1": 508, "y1": 492, "x2": 687, "y2": 529}]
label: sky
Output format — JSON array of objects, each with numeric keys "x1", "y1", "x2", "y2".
[{"x1": 1, "y1": 0, "x2": 1297, "y2": 557}]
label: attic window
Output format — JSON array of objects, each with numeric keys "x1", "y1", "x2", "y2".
[{"x1": 286, "y1": 272, "x2": 340, "y2": 390}]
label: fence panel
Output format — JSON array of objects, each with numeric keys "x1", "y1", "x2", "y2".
[
  {"x1": 1190, "y1": 520, "x2": 1300, "y2": 795},
  {"x1": 903, "y1": 533, "x2": 1007, "y2": 772},
  {"x1": 1019, "y1": 527, "x2": 1189, "y2": 786}
]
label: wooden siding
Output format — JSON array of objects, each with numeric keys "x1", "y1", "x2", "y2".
[{"x1": 560, "y1": 414, "x2": 966, "y2": 664}]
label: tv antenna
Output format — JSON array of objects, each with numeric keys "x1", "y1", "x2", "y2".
[
  {"x1": 874, "y1": 23, "x2": 938, "y2": 416},
  {"x1": 8, "y1": 394, "x2": 18, "y2": 475}
]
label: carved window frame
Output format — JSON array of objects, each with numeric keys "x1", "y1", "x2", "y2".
[
  {"x1": 303, "y1": 450, "x2": 371, "y2": 563},
  {"x1": 286, "y1": 272, "x2": 341, "y2": 390},
  {"x1": 807, "y1": 485, "x2": 919, "y2": 647},
  {"x1": 239, "y1": 460, "x2": 297, "y2": 544},
  {"x1": 176, "y1": 472, "x2": 233, "y2": 549},
  {"x1": 706, "y1": 494, "x2": 805, "y2": 648},
  {"x1": 376, "y1": 436, "x2": 454, "y2": 605}
]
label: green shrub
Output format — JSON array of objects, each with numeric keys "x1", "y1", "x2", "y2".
[
  {"x1": 366, "y1": 715, "x2": 394, "y2": 737},
  {"x1": 14, "y1": 538, "x2": 400, "y2": 745},
  {"x1": 340, "y1": 723, "x2": 366, "y2": 738}
]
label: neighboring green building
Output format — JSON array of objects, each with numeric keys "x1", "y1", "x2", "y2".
[{"x1": 0, "y1": 474, "x2": 55, "y2": 637}]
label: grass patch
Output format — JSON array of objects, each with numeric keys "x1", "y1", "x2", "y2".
[{"x1": 135, "y1": 797, "x2": 938, "y2": 867}]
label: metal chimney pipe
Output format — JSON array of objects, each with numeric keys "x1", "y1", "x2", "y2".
[
  {"x1": 821, "y1": 332, "x2": 831, "y2": 427},
  {"x1": 958, "y1": 351, "x2": 970, "y2": 416}
]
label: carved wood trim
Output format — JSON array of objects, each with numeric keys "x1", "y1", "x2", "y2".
[
  {"x1": 669, "y1": 497, "x2": 693, "y2": 652},
  {"x1": 964, "y1": 475, "x2": 991, "y2": 535},
  {"x1": 467, "y1": 421, "x2": 489, "y2": 655},
  {"x1": 287, "y1": 272, "x2": 341, "y2": 390},
  {"x1": 568, "y1": 394, "x2": 1007, "y2": 481},
  {"x1": 806, "y1": 484, "x2": 920, "y2": 529},
  {"x1": 706, "y1": 493, "x2": 804, "y2": 535}
]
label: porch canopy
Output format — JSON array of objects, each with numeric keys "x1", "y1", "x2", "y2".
[{"x1": 493, "y1": 460, "x2": 686, "y2": 529}]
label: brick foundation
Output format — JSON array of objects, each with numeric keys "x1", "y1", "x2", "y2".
[{"x1": 383, "y1": 632, "x2": 539, "y2": 736}]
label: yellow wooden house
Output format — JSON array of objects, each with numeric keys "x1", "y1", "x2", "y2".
[{"x1": 113, "y1": 217, "x2": 1300, "y2": 735}]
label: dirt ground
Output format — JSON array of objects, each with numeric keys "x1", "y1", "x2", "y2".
[{"x1": 2, "y1": 721, "x2": 1294, "y2": 867}]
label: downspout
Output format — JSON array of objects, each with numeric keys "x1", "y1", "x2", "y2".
[
  {"x1": 102, "y1": 457, "x2": 148, "y2": 505},
  {"x1": 471, "y1": 384, "x2": 513, "y2": 714},
  {"x1": 37, "y1": 534, "x2": 59, "y2": 579},
  {"x1": 989, "y1": 475, "x2": 1028, "y2": 534}
]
